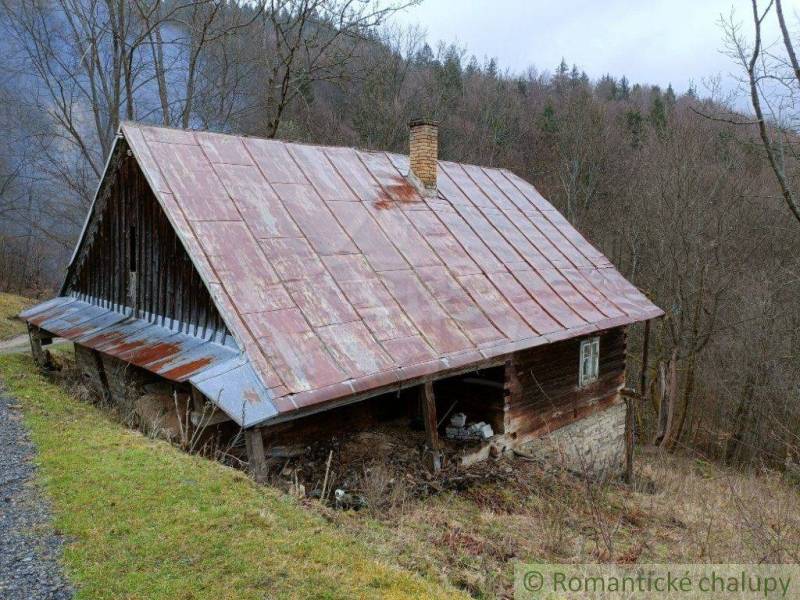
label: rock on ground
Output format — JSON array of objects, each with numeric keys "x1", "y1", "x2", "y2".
[{"x1": 0, "y1": 389, "x2": 73, "y2": 599}]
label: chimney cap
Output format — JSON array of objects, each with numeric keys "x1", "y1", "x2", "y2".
[{"x1": 409, "y1": 118, "x2": 439, "y2": 128}]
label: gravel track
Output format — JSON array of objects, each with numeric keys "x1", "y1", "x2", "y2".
[{"x1": 0, "y1": 389, "x2": 73, "y2": 599}]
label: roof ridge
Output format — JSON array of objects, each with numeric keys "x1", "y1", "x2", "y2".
[{"x1": 121, "y1": 120, "x2": 402, "y2": 159}]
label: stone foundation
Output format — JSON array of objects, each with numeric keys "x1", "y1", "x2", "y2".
[{"x1": 520, "y1": 402, "x2": 626, "y2": 478}]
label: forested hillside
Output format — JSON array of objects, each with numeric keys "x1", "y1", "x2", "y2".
[{"x1": 0, "y1": 0, "x2": 798, "y2": 469}]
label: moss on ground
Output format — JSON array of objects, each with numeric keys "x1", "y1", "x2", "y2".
[{"x1": 0, "y1": 353, "x2": 463, "y2": 600}]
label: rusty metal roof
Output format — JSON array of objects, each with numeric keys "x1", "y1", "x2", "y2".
[
  {"x1": 121, "y1": 122, "x2": 662, "y2": 418},
  {"x1": 25, "y1": 122, "x2": 662, "y2": 428},
  {"x1": 19, "y1": 296, "x2": 277, "y2": 427}
]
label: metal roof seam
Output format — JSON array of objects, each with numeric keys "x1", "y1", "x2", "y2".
[
  {"x1": 237, "y1": 136, "x2": 379, "y2": 396},
  {"x1": 435, "y1": 165, "x2": 561, "y2": 333},
  {"x1": 349, "y1": 148, "x2": 476, "y2": 356},
  {"x1": 316, "y1": 146, "x2": 475, "y2": 356},
  {"x1": 390, "y1": 161, "x2": 552, "y2": 338},
  {"x1": 444, "y1": 163, "x2": 595, "y2": 326},
  {"x1": 190, "y1": 129, "x2": 298, "y2": 394},
  {"x1": 379, "y1": 170, "x2": 500, "y2": 348},
  {"x1": 375, "y1": 151, "x2": 509, "y2": 347},
  {"x1": 493, "y1": 168, "x2": 626, "y2": 319}
]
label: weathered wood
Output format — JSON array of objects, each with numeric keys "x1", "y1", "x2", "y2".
[
  {"x1": 190, "y1": 410, "x2": 231, "y2": 427},
  {"x1": 505, "y1": 327, "x2": 627, "y2": 446},
  {"x1": 91, "y1": 349, "x2": 112, "y2": 403},
  {"x1": 461, "y1": 377, "x2": 504, "y2": 389},
  {"x1": 260, "y1": 358, "x2": 505, "y2": 428},
  {"x1": 63, "y1": 150, "x2": 227, "y2": 340},
  {"x1": 638, "y1": 319, "x2": 651, "y2": 435},
  {"x1": 245, "y1": 428, "x2": 269, "y2": 483},
  {"x1": 27, "y1": 324, "x2": 49, "y2": 368},
  {"x1": 420, "y1": 381, "x2": 442, "y2": 471}
]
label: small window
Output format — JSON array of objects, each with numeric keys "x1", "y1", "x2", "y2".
[{"x1": 579, "y1": 337, "x2": 600, "y2": 387}]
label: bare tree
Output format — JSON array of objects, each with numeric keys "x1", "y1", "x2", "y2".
[
  {"x1": 257, "y1": 0, "x2": 417, "y2": 138},
  {"x1": 723, "y1": 0, "x2": 800, "y2": 225}
]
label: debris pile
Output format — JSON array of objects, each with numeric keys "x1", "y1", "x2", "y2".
[
  {"x1": 445, "y1": 412, "x2": 494, "y2": 441},
  {"x1": 270, "y1": 420, "x2": 511, "y2": 509}
]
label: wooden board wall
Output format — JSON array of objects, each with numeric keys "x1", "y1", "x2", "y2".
[
  {"x1": 505, "y1": 327, "x2": 626, "y2": 445},
  {"x1": 66, "y1": 145, "x2": 227, "y2": 338}
]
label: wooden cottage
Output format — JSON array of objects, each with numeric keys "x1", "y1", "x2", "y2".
[{"x1": 21, "y1": 121, "x2": 662, "y2": 477}]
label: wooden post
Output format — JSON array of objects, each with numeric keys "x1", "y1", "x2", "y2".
[
  {"x1": 639, "y1": 319, "x2": 650, "y2": 400},
  {"x1": 91, "y1": 349, "x2": 112, "y2": 403},
  {"x1": 624, "y1": 395, "x2": 634, "y2": 484},
  {"x1": 27, "y1": 324, "x2": 53, "y2": 370},
  {"x1": 245, "y1": 428, "x2": 268, "y2": 483},
  {"x1": 658, "y1": 349, "x2": 679, "y2": 449},
  {"x1": 420, "y1": 381, "x2": 442, "y2": 472},
  {"x1": 654, "y1": 361, "x2": 668, "y2": 444},
  {"x1": 625, "y1": 319, "x2": 652, "y2": 484}
]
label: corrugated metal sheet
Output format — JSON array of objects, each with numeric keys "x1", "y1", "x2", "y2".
[
  {"x1": 20, "y1": 296, "x2": 275, "y2": 427},
  {"x1": 189, "y1": 355, "x2": 277, "y2": 428},
  {"x1": 27, "y1": 122, "x2": 663, "y2": 428},
  {"x1": 21, "y1": 297, "x2": 239, "y2": 383}
]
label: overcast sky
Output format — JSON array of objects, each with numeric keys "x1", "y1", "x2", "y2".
[{"x1": 395, "y1": 0, "x2": 800, "y2": 100}]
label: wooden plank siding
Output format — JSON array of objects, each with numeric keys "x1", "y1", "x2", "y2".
[
  {"x1": 67, "y1": 146, "x2": 227, "y2": 338},
  {"x1": 504, "y1": 326, "x2": 626, "y2": 445}
]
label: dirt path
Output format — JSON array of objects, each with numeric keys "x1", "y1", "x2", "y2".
[
  {"x1": 0, "y1": 389, "x2": 73, "y2": 599},
  {"x1": 0, "y1": 336, "x2": 67, "y2": 356},
  {"x1": 0, "y1": 335, "x2": 30, "y2": 355}
]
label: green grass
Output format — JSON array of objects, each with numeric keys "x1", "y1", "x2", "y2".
[
  {"x1": 0, "y1": 353, "x2": 463, "y2": 600},
  {"x1": 0, "y1": 292, "x2": 33, "y2": 340}
]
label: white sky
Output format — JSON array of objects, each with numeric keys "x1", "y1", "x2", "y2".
[{"x1": 395, "y1": 0, "x2": 800, "y2": 100}]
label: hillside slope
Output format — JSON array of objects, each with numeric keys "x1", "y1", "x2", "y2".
[{"x1": 0, "y1": 353, "x2": 464, "y2": 600}]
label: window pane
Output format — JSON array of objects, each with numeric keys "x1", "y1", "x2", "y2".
[{"x1": 579, "y1": 338, "x2": 600, "y2": 386}]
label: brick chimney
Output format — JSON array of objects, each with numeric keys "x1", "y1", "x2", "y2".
[{"x1": 408, "y1": 119, "x2": 438, "y2": 196}]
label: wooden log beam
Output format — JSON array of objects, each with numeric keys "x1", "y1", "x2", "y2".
[
  {"x1": 245, "y1": 428, "x2": 268, "y2": 483},
  {"x1": 420, "y1": 381, "x2": 442, "y2": 472},
  {"x1": 190, "y1": 410, "x2": 232, "y2": 427}
]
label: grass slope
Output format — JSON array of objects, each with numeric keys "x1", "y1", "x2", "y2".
[
  {"x1": 0, "y1": 292, "x2": 33, "y2": 340},
  {"x1": 0, "y1": 353, "x2": 463, "y2": 600}
]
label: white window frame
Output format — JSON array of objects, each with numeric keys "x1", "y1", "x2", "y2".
[{"x1": 579, "y1": 337, "x2": 600, "y2": 387}]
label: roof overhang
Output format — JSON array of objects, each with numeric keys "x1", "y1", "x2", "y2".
[{"x1": 20, "y1": 296, "x2": 277, "y2": 428}]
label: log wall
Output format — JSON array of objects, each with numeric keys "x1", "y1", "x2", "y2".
[{"x1": 505, "y1": 327, "x2": 627, "y2": 447}]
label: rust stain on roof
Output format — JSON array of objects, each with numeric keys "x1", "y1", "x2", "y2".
[
  {"x1": 20, "y1": 298, "x2": 239, "y2": 384},
  {"x1": 374, "y1": 176, "x2": 421, "y2": 209},
  {"x1": 243, "y1": 388, "x2": 261, "y2": 405},
  {"x1": 160, "y1": 356, "x2": 215, "y2": 380}
]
